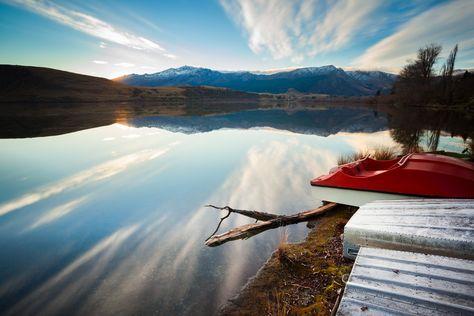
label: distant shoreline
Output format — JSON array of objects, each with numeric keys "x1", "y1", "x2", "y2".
[{"x1": 2, "y1": 64, "x2": 472, "y2": 139}]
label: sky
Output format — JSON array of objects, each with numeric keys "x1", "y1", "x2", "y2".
[{"x1": 0, "y1": 0, "x2": 473, "y2": 78}]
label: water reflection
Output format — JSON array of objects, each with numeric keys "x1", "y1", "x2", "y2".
[
  {"x1": 0, "y1": 110, "x2": 467, "y2": 315},
  {"x1": 0, "y1": 148, "x2": 173, "y2": 217},
  {"x1": 27, "y1": 197, "x2": 88, "y2": 230},
  {"x1": 130, "y1": 107, "x2": 388, "y2": 135},
  {"x1": 387, "y1": 107, "x2": 473, "y2": 153},
  {"x1": 132, "y1": 106, "x2": 473, "y2": 154}
]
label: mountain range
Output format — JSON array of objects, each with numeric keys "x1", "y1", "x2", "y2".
[{"x1": 116, "y1": 65, "x2": 397, "y2": 96}]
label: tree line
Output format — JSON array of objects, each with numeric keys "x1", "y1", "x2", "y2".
[{"x1": 393, "y1": 43, "x2": 473, "y2": 108}]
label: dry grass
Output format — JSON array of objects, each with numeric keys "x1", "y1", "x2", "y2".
[
  {"x1": 220, "y1": 205, "x2": 357, "y2": 316},
  {"x1": 338, "y1": 146, "x2": 398, "y2": 165},
  {"x1": 337, "y1": 151, "x2": 368, "y2": 166},
  {"x1": 276, "y1": 229, "x2": 292, "y2": 265},
  {"x1": 266, "y1": 289, "x2": 288, "y2": 316},
  {"x1": 465, "y1": 138, "x2": 474, "y2": 161},
  {"x1": 277, "y1": 229, "x2": 289, "y2": 250}
]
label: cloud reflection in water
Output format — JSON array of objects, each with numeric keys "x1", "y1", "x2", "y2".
[
  {"x1": 27, "y1": 196, "x2": 88, "y2": 230},
  {"x1": 0, "y1": 148, "x2": 172, "y2": 217},
  {"x1": 0, "y1": 123, "x2": 464, "y2": 315}
]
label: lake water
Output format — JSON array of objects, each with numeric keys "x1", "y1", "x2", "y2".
[{"x1": 0, "y1": 108, "x2": 466, "y2": 315}]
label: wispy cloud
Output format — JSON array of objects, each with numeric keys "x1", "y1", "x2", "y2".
[
  {"x1": 8, "y1": 0, "x2": 176, "y2": 58},
  {"x1": 307, "y1": 0, "x2": 379, "y2": 56},
  {"x1": 115, "y1": 62, "x2": 135, "y2": 68},
  {"x1": 140, "y1": 65, "x2": 157, "y2": 70},
  {"x1": 219, "y1": 0, "x2": 379, "y2": 63},
  {"x1": 163, "y1": 53, "x2": 177, "y2": 60},
  {"x1": 92, "y1": 60, "x2": 107, "y2": 64},
  {"x1": 354, "y1": 0, "x2": 474, "y2": 72}
]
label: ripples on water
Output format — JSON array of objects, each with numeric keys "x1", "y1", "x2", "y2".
[{"x1": 0, "y1": 109, "x2": 466, "y2": 315}]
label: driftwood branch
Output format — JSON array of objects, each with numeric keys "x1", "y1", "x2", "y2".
[
  {"x1": 205, "y1": 205, "x2": 280, "y2": 221},
  {"x1": 205, "y1": 202, "x2": 337, "y2": 247},
  {"x1": 205, "y1": 209, "x2": 231, "y2": 242}
]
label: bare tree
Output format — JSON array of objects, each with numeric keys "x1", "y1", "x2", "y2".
[
  {"x1": 417, "y1": 44, "x2": 442, "y2": 79},
  {"x1": 441, "y1": 44, "x2": 458, "y2": 106},
  {"x1": 442, "y1": 44, "x2": 458, "y2": 78},
  {"x1": 395, "y1": 44, "x2": 442, "y2": 106},
  {"x1": 393, "y1": 43, "x2": 473, "y2": 108}
]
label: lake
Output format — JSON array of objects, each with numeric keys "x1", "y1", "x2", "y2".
[{"x1": 0, "y1": 108, "x2": 467, "y2": 315}]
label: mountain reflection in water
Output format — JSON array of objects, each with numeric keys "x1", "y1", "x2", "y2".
[
  {"x1": 130, "y1": 108, "x2": 388, "y2": 136},
  {"x1": 0, "y1": 108, "x2": 469, "y2": 315}
]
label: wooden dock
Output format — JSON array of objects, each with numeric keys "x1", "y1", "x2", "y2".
[
  {"x1": 336, "y1": 199, "x2": 474, "y2": 315},
  {"x1": 343, "y1": 199, "x2": 474, "y2": 260},
  {"x1": 337, "y1": 247, "x2": 474, "y2": 315}
]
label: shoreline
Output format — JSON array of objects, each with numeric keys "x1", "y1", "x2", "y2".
[{"x1": 219, "y1": 204, "x2": 357, "y2": 315}]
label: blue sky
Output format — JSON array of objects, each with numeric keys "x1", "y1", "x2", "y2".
[{"x1": 0, "y1": 0, "x2": 473, "y2": 78}]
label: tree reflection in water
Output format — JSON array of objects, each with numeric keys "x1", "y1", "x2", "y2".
[{"x1": 387, "y1": 106, "x2": 473, "y2": 154}]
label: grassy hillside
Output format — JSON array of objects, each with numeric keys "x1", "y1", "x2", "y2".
[{"x1": 0, "y1": 65, "x2": 185, "y2": 103}]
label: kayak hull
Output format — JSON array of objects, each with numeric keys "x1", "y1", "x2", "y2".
[
  {"x1": 311, "y1": 153, "x2": 474, "y2": 199},
  {"x1": 311, "y1": 185, "x2": 416, "y2": 207}
]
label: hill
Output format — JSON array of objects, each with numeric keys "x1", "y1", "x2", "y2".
[{"x1": 0, "y1": 65, "x2": 260, "y2": 104}]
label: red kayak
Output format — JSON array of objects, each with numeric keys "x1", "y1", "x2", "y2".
[{"x1": 311, "y1": 153, "x2": 474, "y2": 199}]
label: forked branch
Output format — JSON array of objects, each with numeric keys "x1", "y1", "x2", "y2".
[
  {"x1": 205, "y1": 204, "x2": 281, "y2": 221},
  {"x1": 205, "y1": 202, "x2": 337, "y2": 247}
]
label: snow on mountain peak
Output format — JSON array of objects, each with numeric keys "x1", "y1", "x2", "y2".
[
  {"x1": 288, "y1": 65, "x2": 342, "y2": 75},
  {"x1": 156, "y1": 65, "x2": 204, "y2": 77}
]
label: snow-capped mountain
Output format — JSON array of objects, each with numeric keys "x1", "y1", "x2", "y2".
[
  {"x1": 346, "y1": 70, "x2": 397, "y2": 82},
  {"x1": 145, "y1": 65, "x2": 203, "y2": 77},
  {"x1": 116, "y1": 65, "x2": 397, "y2": 96},
  {"x1": 346, "y1": 70, "x2": 397, "y2": 93}
]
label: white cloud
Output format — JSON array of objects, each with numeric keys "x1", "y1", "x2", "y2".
[
  {"x1": 354, "y1": 0, "x2": 474, "y2": 72},
  {"x1": 8, "y1": 0, "x2": 175, "y2": 58},
  {"x1": 163, "y1": 53, "x2": 177, "y2": 59},
  {"x1": 92, "y1": 60, "x2": 107, "y2": 64},
  {"x1": 307, "y1": 0, "x2": 379, "y2": 56},
  {"x1": 115, "y1": 62, "x2": 135, "y2": 68},
  {"x1": 219, "y1": 0, "x2": 379, "y2": 63}
]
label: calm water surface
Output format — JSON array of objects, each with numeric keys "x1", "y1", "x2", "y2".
[{"x1": 0, "y1": 109, "x2": 465, "y2": 315}]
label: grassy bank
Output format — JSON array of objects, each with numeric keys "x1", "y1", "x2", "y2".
[
  {"x1": 337, "y1": 146, "x2": 397, "y2": 165},
  {"x1": 220, "y1": 204, "x2": 357, "y2": 316}
]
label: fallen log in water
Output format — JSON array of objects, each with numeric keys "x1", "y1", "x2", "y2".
[{"x1": 205, "y1": 202, "x2": 338, "y2": 247}]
